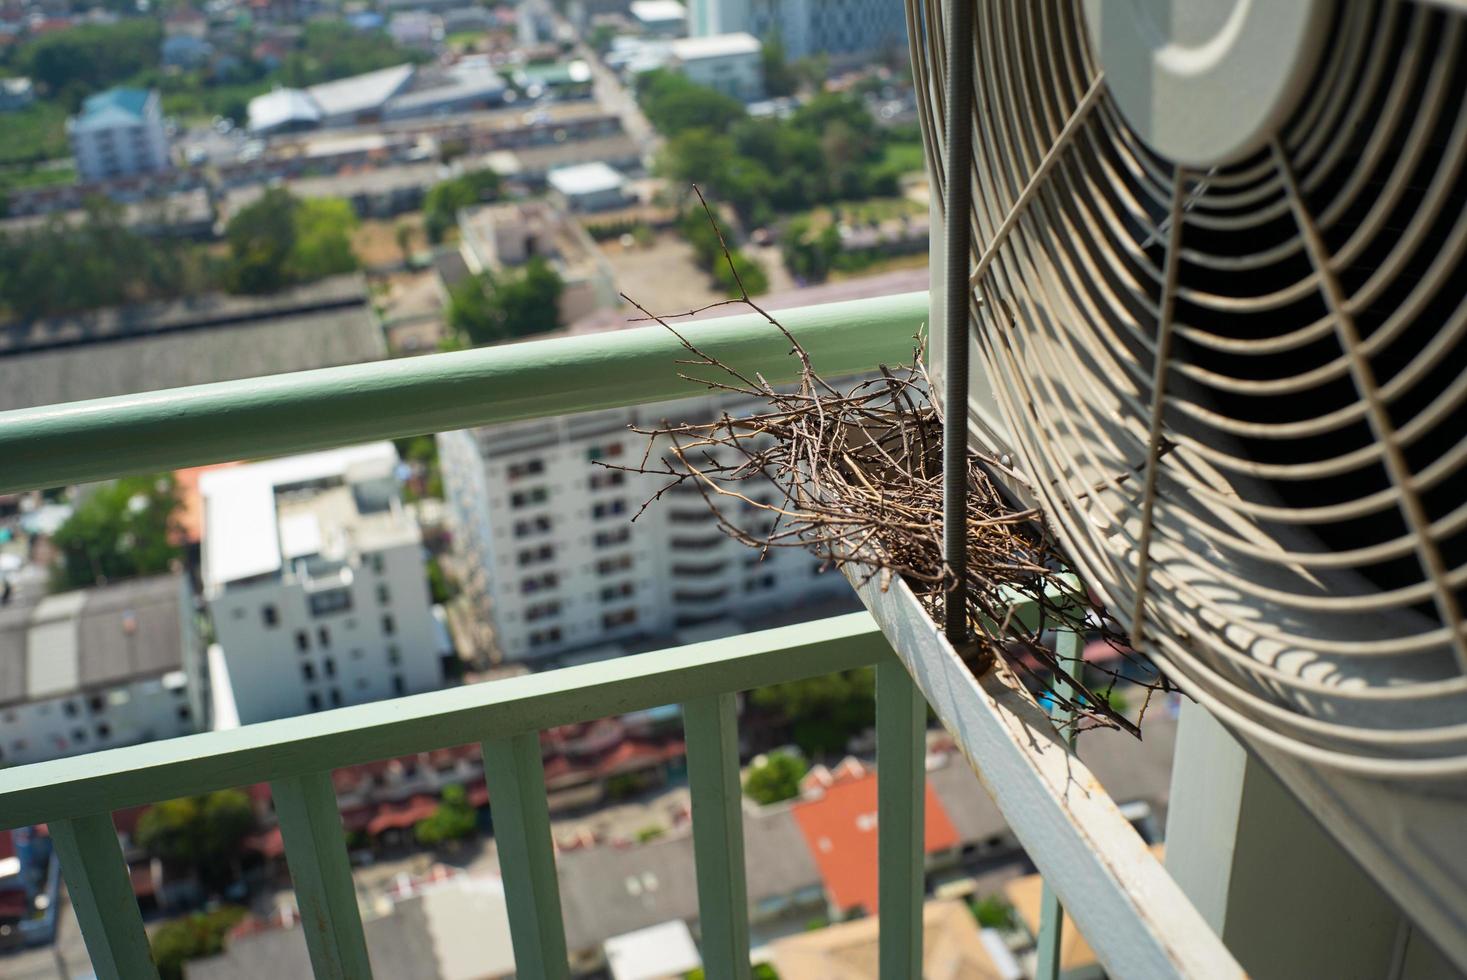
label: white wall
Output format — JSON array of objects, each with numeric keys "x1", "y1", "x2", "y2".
[
  {"x1": 0, "y1": 672, "x2": 196, "y2": 767},
  {"x1": 210, "y1": 541, "x2": 442, "y2": 726},
  {"x1": 439, "y1": 391, "x2": 854, "y2": 663},
  {"x1": 69, "y1": 96, "x2": 170, "y2": 183}
]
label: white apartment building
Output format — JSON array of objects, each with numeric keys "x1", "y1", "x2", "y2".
[
  {"x1": 0, "y1": 574, "x2": 204, "y2": 767},
  {"x1": 67, "y1": 88, "x2": 171, "y2": 183},
  {"x1": 438, "y1": 391, "x2": 853, "y2": 663},
  {"x1": 200, "y1": 444, "x2": 443, "y2": 726},
  {"x1": 688, "y1": 0, "x2": 906, "y2": 62}
]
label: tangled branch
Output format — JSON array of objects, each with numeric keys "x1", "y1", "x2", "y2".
[{"x1": 604, "y1": 188, "x2": 1175, "y2": 736}]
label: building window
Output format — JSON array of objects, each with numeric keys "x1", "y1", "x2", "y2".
[
  {"x1": 516, "y1": 544, "x2": 555, "y2": 567},
  {"x1": 310, "y1": 588, "x2": 353, "y2": 617},
  {"x1": 671, "y1": 534, "x2": 723, "y2": 549},
  {"x1": 296, "y1": 630, "x2": 310, "y2": 652},
  {"x1": 262, "y1": 604, "x2": 279, "y2": 627},
  {"x1": 330, "y1": 688, "x2": 342, "y2": 707},
  {"x1": 674, "y1": 587, "x2": 726, "y2": 603},
  {"x1": 507, "y1": 459, "x2": 545, "y2": 481},
  {"x1": 669, "y1": 509, "x2": 714, "y2": 524},
  {"x1": 392, "y1": 675, "x2": 406, "y2": 696},
  {"x1": 73, "y1": 729, "x2": 87, "y2": 743},
  {"x1": 510, "y1": 487, "x2": 549, "y2": 509},
  {"x1": 377, "y1": 584, "x2": 390, "y2": 605},
  {"x1": 318, "y1": 626, "x2": 331, "y2": 647},
  {"x1": 324, "y1": 656, "x2": 336, "y2": 678},
  {"x1": 528, "y1": 627, "x2": 563, "y2": 648},
  {"x1": 371, "y1": 553, "x2": 385, "y2": 575},
  {"x1": 63, "y1": 701, "x2": 78, "y2": 718},
  {"x1": 88, "y1": 695, "x2": 105, "y2": 714},
  {"x1": 586, "y1": 443, "x2": 623, "y2": 462},
  {"x1": 595, "y1": 555, "x2": 633, "y2": 576},
  {"x1": 673, "y1": 561, "x2": 726, "y2": 577},
  {"x1": 600, "y1": 582, "x2": 634, "y2": 602},
  {"x1": 525, "y1": 600, "x2": 561, "y2": 622},
  {"x1": 302, "y1": 663, "x2": 315, "y2": 681},
  {"x1": 594, "y1": 527, "x2": 630, "y2": 548},
  {"x1": 96, "y1": 723, "x2": 111, "y2": 739},
  {"x1": 602, "y1": 609, "x2": 637, "y2": 629},
  {"x1": 520, "y1": 572, "x2": 559, "y2": 594},
  {"x1": 177, "y1": 705, "x2": 191, "y2": 721},
  {"x1": 589, "y1": 470, "x2": 625, "y2": 491},
  {"x1": 592, "y1": 500, "x2": 627, "y2": 520},
  {"x1": 514, "y1": 515, "x2": 553, "y2": 538},
  {"x1": 744, "y1": 574, "x2": 777, "y2": 592},
  {"x1": 382, "y1": 614, "x2": 396, "y2": 635},
  {"x1": 308, "y1": 693, "x2": 322, "y2": 712},
  {"x1": 387, "y1": 645, "x2": 401, "y2": 665}
]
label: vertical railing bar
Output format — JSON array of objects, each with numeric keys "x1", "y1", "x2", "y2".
[
  {"x1": 49, "y1": 812, "x2": 160, "y2": 980},
  {"x1": 482, "y1": 732, "x2": 569, "y2": 980},
  {"x1": 877, "y1": 659, "x2": 926, "y2": 979},
  {"x1": 684, "y1": 692, "x2": 751, "y2": 980},
  {"x1": 271, "y1": 771, "x2": 374, "y2": 980},
  {"x1": 1035, "y1": 627, "x2": 1082, "y2": 980}
]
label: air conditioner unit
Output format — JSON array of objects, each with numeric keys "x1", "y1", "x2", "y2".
[{"x1": 917, "y1": 0, "x2": 1467, "y2": 967}]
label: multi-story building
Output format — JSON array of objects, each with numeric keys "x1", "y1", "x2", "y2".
[
  {"x1": 688, "y1": 0, "x2": 906, "y2": 62},
  {"x1": 438, "y1": 390, "x2": 853, "y2": 663},
  {"x1": 200, "y1": 443, "x2": 444, "y2": 726},
  {"x1": 67, "y1": 88, "x2": 172, "y2": 183},
  {"x1": 0, "y1": 574, "x2": 205, "y2": 767}
]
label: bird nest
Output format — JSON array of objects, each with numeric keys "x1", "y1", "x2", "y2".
[{"x1": 602, "y1": 195, "x2": 1175, "y2": 736}]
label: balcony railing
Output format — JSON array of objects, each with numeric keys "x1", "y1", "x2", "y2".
[{"x1": 0, "y1": 291, "x2": 1242, "y2": 980}]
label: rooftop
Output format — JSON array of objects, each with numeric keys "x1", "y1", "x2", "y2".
[
  {"x1": 629, "y1": 0, "x2": 686, "y2": 23},
  {"x1": 458, "y1": 199, "x2": 608, "y2": 283},
  {"x1": 770, "y1": 899, "x2": 1008, "y2": 980},
  {"x1": 308, "y1": 63, "x2": 417, "y2": 118},
  {"x1": 791, "y1": 762, "x2": 959, "y2": 915},
  {"x1": 199, "y1": 443, "x2": 413, "y2": 590},
  {"x1": 603, "y1": 919, "x2": 701, "y2": 980},
  {"x1": 546, "y1": 160, "x2": 626, "y2": 197},
  {"x1": 0, "y1": 574, "x2": 187, "y2": 709},
  {"x1": 670, "y1": 32, "x2": 761, "y2": 60},
  {"x1": 75, "y1": 87, "x2": 152, "y2": 124}
]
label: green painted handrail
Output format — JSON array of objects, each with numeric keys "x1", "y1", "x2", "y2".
[
  {"x1": 0, "y1": 612, "x2": 890, "y2": 830},
  {"x1": 0, "y1": 292, "x2": 927, "y2": 494}
]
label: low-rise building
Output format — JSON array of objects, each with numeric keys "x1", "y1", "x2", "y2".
[
  {"x1": 200, "y1": 443, "x2": 445, "y2": 726},
  {"x1": 388, "y1": 10, "x2": 443, "y2": 50},
  {"x1": 629, "y1": 0, "x2": 686, "y2": 36},
  {"x1": 455, "y1": 199, "x2": 618, "y2": 326},
  {"x1": 669, "y1": 32, "x2": 762, "y2": 100},
  {"x1": 67, "y1": 88, "x2": 171, "y2": 183},
  {"x1": 546, "y1": 160, "x2": 630, "y2": 212},
  {"x1": 0, "y1": 574, "x2": 205, "y2": 767}
]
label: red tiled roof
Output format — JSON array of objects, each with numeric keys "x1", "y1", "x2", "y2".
[
  {"x1": 791, "y1": 770, "x2": 959, "y2": 916},
  {"x1": 366, "y1": 795, "x2": 438, "y2": 835},
  {"x1": 172, "y1": 462, "x2": 242, "y2": 546},
  {"x1": 243, "y1": 827, "x2": 285, "y2": 859}
]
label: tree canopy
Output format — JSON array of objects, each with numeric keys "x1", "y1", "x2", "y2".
[
  {"x1": 136, "y1": 790, "x2": 256, "y2": 890},
  {"x1": 17, "y1": 20, "x2": 161, "y2": 108},
  {"x1": 744, "y1": 750, "x2": 807, "y2": 805},
  {"x1": 636, "y1": 70, "x2": 746, "y2": 138},
  {"x1": 447, "y1": 256, "x2": 564, "y2": 345},
  {"x1": 750, "y1": 669, "x2": 876, "y2": 758},
  {"x1": 50, "y1": 475, "x2": 182, "y2": 591},
  {"x1": 423, "y1": 169, "x2": 503, "y2": 243},
  {"x1": 224, "y1": 188, "x2": 358, "y2": 294},
  {"x1": 150, "y1": 906, "x2": 248, "y2": 980},
  {"x1": 278, "y1": 21, "x2": 427, "y2": 88},
  {"x1": 415, "y1": 784, "x2": 477, "y2": 846}
]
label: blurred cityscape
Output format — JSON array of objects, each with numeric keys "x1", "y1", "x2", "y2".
[{"x1": 0, "y1": 1, "x2": 1178, "y2": 976}]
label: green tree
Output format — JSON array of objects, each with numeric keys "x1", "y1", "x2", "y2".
[
  {"x1": 19, "y1": 21, "x2": 161, "y2": 107},
  {"x1": 781, "y1": 216, "x2": 842, "y2": 283},
  {"x1": 223, "y1": 189, "x2": 358, "y2": 293},
  {"x1": 423, "y1": 169, "x2": 502, "y2": 243},
  {"x1": 415, "y1": 784, "x2": 477, "y2": 847},
  {"x1": 290, "y1": 197, "x2": 359, "y2": 280},
  {"x1": 50, "y1": 475, "x2": 181, "y2": 591},
  {"x1": 447, "y1": 257, "x2": 563, "y2": 345},
  {"x1": 750, "y1": 669, "x2": 876, "y2": 758},
  {"x1": 971, "y1": 894, "x2": 1017, "y2": 929},
  {"x1": 761, "y1": 36, "x2": 798, "y2": 98},
  {"x1": 636, "y1": 69, "x2": 746, "y2": 137},
  {"x1": 278, "y1": 21, "x2": 427, "y2": 88},
  {"x1": 150, "y1": 906, "x2": 248, "y2": 980},
  {"x1": 743, "y1": 750, "x2": 807, "y2": 805},
  {"x1": 135, "y1": 790, "x2": 256, "y2": 891},
  {"x1": 223, "y1": 188, "x2": 299, "y2": 294}
]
